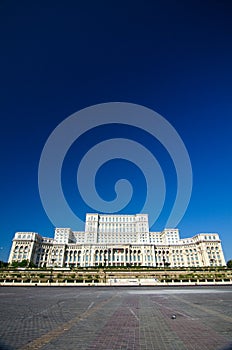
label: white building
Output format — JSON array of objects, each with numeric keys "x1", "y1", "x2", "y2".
[{"x1": 8, "y1": 213, "x2": 226, "y2": 268}]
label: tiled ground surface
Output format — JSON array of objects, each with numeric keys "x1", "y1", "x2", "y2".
[{"x1": 0, "y1": 286, "x2": 232, "y2": 350}]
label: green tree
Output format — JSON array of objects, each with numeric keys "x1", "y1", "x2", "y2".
[
  {"x1": 11, "y1": 261, "x2": 19, "y2": 268},
  {"x1": 28, "y1": 261, "x2": 36, "y2": 268},
  {"x1": 19, "y1": 259, "x2": 28, "y2": 267},
  {"x1": 0, "y1": 261, "x2": 8, "y2": 268},
  {"x1": 227, "y1": 260, "x2": 232, "y2": 268}
]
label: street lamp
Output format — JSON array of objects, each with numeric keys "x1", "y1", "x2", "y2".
[
  {"x1": 50, "y1": 258, "x2": 55, "y2": 283},
  {"x1": 104, "y1": 255, "x2": 108, "y2": 284}
]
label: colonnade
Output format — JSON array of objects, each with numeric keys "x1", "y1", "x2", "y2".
[{"x1": 63, "y1": 247, "x2": 157, "y2": 267}]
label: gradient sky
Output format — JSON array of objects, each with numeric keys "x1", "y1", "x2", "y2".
[{"x1": 0, "y1": 1, "x2": 232, "y2": 262}]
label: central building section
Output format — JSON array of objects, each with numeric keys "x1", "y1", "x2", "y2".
[
  {"x1": 82, "y1": 213, "x2": 151, "y2": 267},
  {"x1": 85, "y1": 213, "x2": 150, "y2": 244}
]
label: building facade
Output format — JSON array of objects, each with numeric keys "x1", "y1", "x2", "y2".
[{"x1": 8, "y1": 213, "x2": 226, "y2": 268}]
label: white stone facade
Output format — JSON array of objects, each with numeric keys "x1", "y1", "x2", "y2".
[{"x1": 8, "y1": 213, "x2": 226, "y2": 268}]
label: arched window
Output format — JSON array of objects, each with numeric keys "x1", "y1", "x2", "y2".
[{"x1": 73, "y1": 250, "x2": 77, "y2": 262}]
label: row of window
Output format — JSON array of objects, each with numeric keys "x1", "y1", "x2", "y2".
[
  {"x1": 13, "y1": 254, "x2": 28, "y2": 260},
  {"x1": 204, "y1": 235, "x2": 217, "y2": 240},
  {"x1": 17, "y1": 234, "x2": 33, "y2": 239},
  {"x1": 89, "y1": 215, "x2": 147, "y2": 223},
  {"x1": 14, "y1": 246, "x2": 29, "y2": 252},
  {"x1": 206, "y1": 246, "x2": 219, "y2": 251}
]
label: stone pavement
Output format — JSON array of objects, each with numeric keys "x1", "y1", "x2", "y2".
[{"x1": 0, "y1": 286, "x2": 232, "y2": 350}]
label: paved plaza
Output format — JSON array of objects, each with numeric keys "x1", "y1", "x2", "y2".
[{"x1": 0, "y1": 286, "x2": 232, "y2": 350}]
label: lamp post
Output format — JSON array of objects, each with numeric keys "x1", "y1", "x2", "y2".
[
  {"x1": 104, "y1": 256, "x2": 107, "y2": 284},
  {"x1": 50, "y1": 258, "x2": 55, "y2": 283}
]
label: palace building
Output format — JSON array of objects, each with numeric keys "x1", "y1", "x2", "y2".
[{"x1": 8, "y1": 213, "x2": 226, "y2": 268}]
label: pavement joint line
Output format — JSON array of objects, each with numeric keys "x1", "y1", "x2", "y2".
[
  {"x1": 152, "y1": 299, "x2": 197, "y2": 320},
  {"x1": 172, "y1": 295, "x2": 232, "y2": 323},
  {"x1": 87, "y1": 301, "x2": 94, "y2": 310},
  {"x1": 128, "y1": 307, "x2": 140, "y2": 322},
  {"x1": 18, "y1": 294, "x2": 117, "y2": 350}
]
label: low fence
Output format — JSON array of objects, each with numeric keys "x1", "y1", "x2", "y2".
[{"x1": 1, "y1": 278, "x2": 232, "y2": 287}]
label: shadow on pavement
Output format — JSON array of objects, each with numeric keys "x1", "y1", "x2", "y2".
[
  {"x1": 221, "y1": 344, "x2": 232, "y2": 350},
  {"x1": 0, "y1": 341, "x2": 14, "y2": 350}
]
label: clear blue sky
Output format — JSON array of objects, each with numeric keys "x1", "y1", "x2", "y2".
[{"x1": 0, "y1": 1, "x2": 231, "y2": 262}]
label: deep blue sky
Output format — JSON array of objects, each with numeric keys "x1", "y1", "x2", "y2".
[{"x1": 0, "y1": 1, "x2": 232, "y2": 262}]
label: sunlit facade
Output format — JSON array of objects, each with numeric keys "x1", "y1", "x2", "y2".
[{"x1": 8, "y1": 213, "x2": 226, "y2": 268}]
